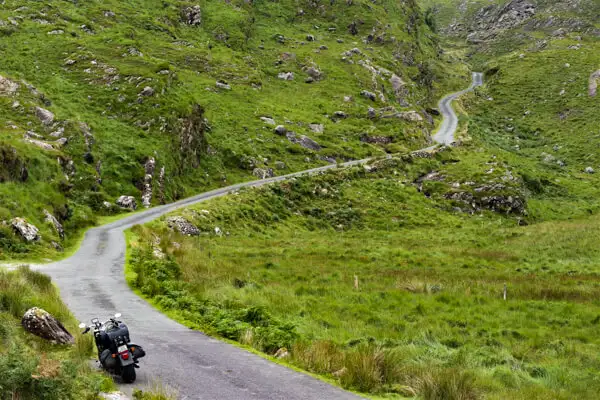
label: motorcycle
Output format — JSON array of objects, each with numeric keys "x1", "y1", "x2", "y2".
[{"x1": 79, "y1": 313, "x2": 146, "y2": 383}]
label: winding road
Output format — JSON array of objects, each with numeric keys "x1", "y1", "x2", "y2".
[{"x1": 34, "y1": 72, "x2": 482, "y2": 399}]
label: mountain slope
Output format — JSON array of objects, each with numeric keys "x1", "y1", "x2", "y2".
[{"x1": 0, "y1": 0, "x2": 463, "y2": 258}]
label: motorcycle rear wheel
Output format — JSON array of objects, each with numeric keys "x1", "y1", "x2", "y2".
[{"x1": 121, "y1": 365, "x2": 136, "y2": 383}]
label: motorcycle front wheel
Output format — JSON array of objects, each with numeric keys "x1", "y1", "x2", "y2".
[{"x1": 121, "y1": 364, "x2": 136, "y2": 383}]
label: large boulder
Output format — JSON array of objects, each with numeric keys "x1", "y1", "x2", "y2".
[
  {"x1": 11, "y1": 218, "x2": 40, "y2": 242},
  {"x1": 181, "y1": 5, "x2": 202, "y2": 26},
  {"x1": 167, "y1": 216, "x2": 200, "y2": 236},
  {"x1": 35, "y1": 107, "x2": 55, "y2": 125},
  {"x1": 116, "y1": 195, "x2": 137, "y2": 210},
  {"x1": 22, "y1": 307, "x2": 74, "y2": 345}
]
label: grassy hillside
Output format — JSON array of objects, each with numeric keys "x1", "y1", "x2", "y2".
[
  {"x1": 126, "y1": 1, "x2": 600, "y2": 398},
  {"x1": 0, "y1": 267, "x2": 112, "y2": 399},
  {"x1": 128, "y1": 147, "x2": 600, "y2": 398},
  {"x1": 0, "y1": 0, "x2": 465, "y2": 259}
]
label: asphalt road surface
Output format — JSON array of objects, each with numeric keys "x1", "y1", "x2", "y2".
[
  {"x1": 33, "y1": 73, "x2": 482, "y2": 399},
  {"x1": 433, "y1": 72, "x2": 483, "y2": 145}
]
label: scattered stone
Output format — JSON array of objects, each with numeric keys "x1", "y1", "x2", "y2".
[
  {"x1": 126, "y1": 47, "x2": 143, "y2": 57},
  {"x1": 361, "y1": 135, "x2": 392, "y2": 145},
  {"x1": 181, "y1": 5, "x2": 202, "y2": 26},
  {"x1": 116, "y1": 196, "x2": 137, "y2": 210},
  {"x1": 260, "y1": 117, "x2": 276, "y2": 126},
  {"x1": 309, "y1": 123, "x2": 324, "y2": 134},
  {"x1": 274, "y1": 125, "x2": 287, "y2": 136},
  {"x1": 43, "y1": 210, "x2": 64, "y2": 240},
  {"x1": 47, "y1": 30, "x2": 64, "y2": 35},
  {"x1": 104, "y1": 11, "x2": 116, "y2": 18},
  {"x1": 167, "y1": 216, "x2": 200, "y2": 236},
  {"x1": 397, "y1": 111, "x2": 423, "y2": 122},
  {"x1": 275, "y1": 161, "x2": 286, "y2": 169},
  {"x1": 253, "y1": 168, "x2": 275, "y2": 179},
  {"x1": 332, "y1": 111, "x2": 347, "y2": 120},
  {"x1": 287, "y1": 133, "x2": 322, "y2": 151},
  {"x1": 305, "y1": 67, "x2": 322, "y2": 81},
  {"x1": 11, "y1": 218, "x2": 40, "y2": 242},
  {"x1": 35, "y1": 107, "x2": 55, "y2": 125},
  {"x1": 343, "y1": 96, "x2": 353, "y2": 103},
  {"x1": 585, "y1": 166, "x2": 595, "y2": 174},
  {"x1": 214, "y1": 227, "x2": 223, "y2": 236},
  {"x1": 306, "y1": 34, "x2": 315, "y2": 41},
  {"x1": 23, "y1": 135, "x2": 54, "y2": 150},
  {"x1": 360, "y1": 90, "x2": 377, "y2": 101},
  {"x1": 22, "y1": 308, "x2": 74, "y2": 345},
  {"x1": 216, "y1": 80, "x2": 231, "y2": 90},
  {"x1": 139, "y1": 86, "x2": 155, "y2": 97},
  {"x1": 103, "y1": 201, "x2": 113, "y2": 210},
  {"x1": 274, "y1": 348, "x2": 290, "y2": 359},
  {"x1": 277, "y1": 72, "x2": 294, "y2": 81}
]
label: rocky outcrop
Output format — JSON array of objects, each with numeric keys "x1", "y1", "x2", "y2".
[
  {"x1": 286, "y1": 133, "x2": 322, "y2": 151},
  {"x1": 260, "y1": 117, "x2": 276, "y2": 126},
  {"x1": 274, "y1": 125, "x2": 287, "y2": 136},
  {"x1": 360, "y1": 90, "x2": 377, "y2": 101},
  {"x1": 116, "y1": 196, "x2": 137, "y2": 210},
  {"x1": 80, "y1": 122, "x2": 95, "y2": 152},
  {"x1": 460, "y1": 0, "x2": 536, "y2": 43},
  {"x1": 11, "y1": 218, "x2": 40, "y2": 242},
  {"x1": 309, "y1": 123, "x2": 324, "y2": 133},
  {"x1": 0, "y1": 75, "x2": 19, "y2": 95},
  {"x1": 589, "y1": 70, "x2": 600, "y2": 97},
  {"x1": 43, "y1": 210, "x2": 64, "y2": 240},
  {"x1": 181, "y1": 5, "x2": 202, "y2": 26},
  {"x1": 139, "y1": 86, "x2": 155, "y2": 97},
  {"x1": 142, "y1": 157, "x2": 156, "y2": 208},
  {"x1": 216, "y1": 80, "x2": 231, "y2": 90},
  {"x1": 35, "y1": 107, "x2": 55, "y2": 125},
  {"x1": 398, "y1": 111, "x2": 423, "y2": 122},
  {"x1": 278, "y1": 72, "x2": 294, "y2": 81},
  {"x1": 305, "y1": 66, "x2": 322, "y2": 82},
  {"x1": 22, "y1": 307, "x2": 74, "y2": 345},
  {"x1": 167, "y1": 216, "x2": 200, "y2": 236},
  {"x1": 360, "y1": 135, "x2": 392, "y2": 145},
  {"x1": 253, "y1": 168, "x2": 275, "y2": 179}
]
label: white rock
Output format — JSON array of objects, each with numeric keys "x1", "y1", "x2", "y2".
[
  {"x1": 35, "y1": 107, "x2": 55, "y2": 125},
  {"x1": 11, "y1": 218, "x2": 40, "y2": 242}
]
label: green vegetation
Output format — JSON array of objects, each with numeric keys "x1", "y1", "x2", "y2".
[
  {"x1": 0, "y1": 266, "x2": 112, "y2": 399},
  {"x1": 127, "y1": 1, "x2": 600, "y2": 396},
  {"x1": 0, "y1": 0, "x2": 466, "y2": 259}
]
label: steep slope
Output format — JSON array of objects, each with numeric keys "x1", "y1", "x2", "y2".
[{"x1": 0, "y1": 0, "x2": 463, "y2": 258}]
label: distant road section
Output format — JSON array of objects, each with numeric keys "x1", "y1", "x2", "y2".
[{"x1": 433, "y1": 72, "x2": 483, "y2": 145}]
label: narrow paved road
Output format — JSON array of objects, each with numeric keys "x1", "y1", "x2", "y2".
[
  {"x1": 34, "y1": 73, "x2": 482, "y2": 399},
  {"x1": 433, "y1": 72, "x2": 483, "y2": 144}
]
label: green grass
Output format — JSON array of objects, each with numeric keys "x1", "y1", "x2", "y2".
[
  {"x1": 124, "y1": 19, "x2": 600, "y2": 396},
  {"x1": 0, "y1": 266, "x2": 113, "y2": 399},
  {"x1": 0, "y1": 0, "x2": 467, "y2": 259}
]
